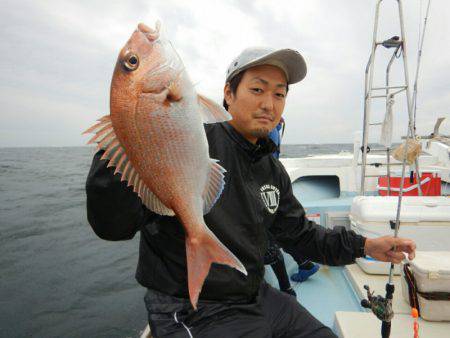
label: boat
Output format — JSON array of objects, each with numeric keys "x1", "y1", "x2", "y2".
[
  {"x1": 140, "y1": 1, "x2": 450, "y2": 337},
  {"x1": 272, "y1": 153, "x2": 450, "y2": 337},
  {"x1": 275, "y1": 0, "x2": 450, "y2": 336}
]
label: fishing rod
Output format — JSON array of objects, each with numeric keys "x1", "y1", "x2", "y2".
[
  {"x1": 361, "y1": 104, "x2": 413, "y2": 338},
  {"x1": 412, "y1": 0, "x2": 432, "y2": 132},
  {"x1": 360, "y1": 1, "x2": 432, "y2": 337},
  {"x1": 361, "y1": 127, "x2": 410, "y2": 337}
]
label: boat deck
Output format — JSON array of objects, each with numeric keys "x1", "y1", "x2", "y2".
[
  {"x1": 265, "y1": 256, "x2": 362, "y2": 328},
  {"x1": 267, "y1": 258, "x2": 450, "y2": 337}
]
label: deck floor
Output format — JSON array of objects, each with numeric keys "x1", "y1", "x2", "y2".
[{"x1": 264, "y1": 253, "x2": 362, "y2": 328}]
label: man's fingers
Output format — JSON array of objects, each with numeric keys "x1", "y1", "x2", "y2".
[
  {"x1": 387, "y1": 251, "x2": 405, "y2": 263},
  {"x1": 397, "y1": 242, "x2": 416, "y2": 253},
  {"x1": 392, "y1": 238, "x2": 415, "y2": 250},
  {"x1": 392, "y1": 238, "x2": 416, "y2": 257},
  {"x1": 387, "y1": 251, "x2": 405, "y2": 259},
  {"x1": 406, "y1": 250, "x2": 415, "y2": 260},
  {"x1": 369, "y1": 237, "x2": 416, "y2": 261}
]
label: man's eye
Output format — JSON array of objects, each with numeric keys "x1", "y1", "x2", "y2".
[
  {"x1": 251, "y1": 88, "x2": 263, "y2": 93},
  {"x1": 276, "y1": 93, "x2": 286, "y2": 98}
]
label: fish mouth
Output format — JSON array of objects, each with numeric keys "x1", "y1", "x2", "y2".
[
  {"x1": 141, "y1": 87, "x2": 166, "y2": 95},
  {"x1": 137, "y1": 21, "x2": 161, "y2": 42}
]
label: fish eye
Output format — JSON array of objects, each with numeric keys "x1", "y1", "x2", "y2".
[{"x1": 123, "y1": 52, "x2": 139, "y2": 71}]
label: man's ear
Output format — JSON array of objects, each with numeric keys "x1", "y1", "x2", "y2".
[{"x1": 224, "y1": 83, "x2": 233, "y2": 107}]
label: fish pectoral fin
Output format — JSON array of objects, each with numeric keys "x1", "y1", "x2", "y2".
[
  {"x1": 186, "y1": 225, "x2": 247, "y2": 309},
  {"x1": 202, "y1": 159, "x2": 226, "y2": 214},
  {"x1": 197, "y1": 94, "x2": 232, "y2": 124},
  {"x1": 167, "y1": 81, "x2": 183, "y2": 102}
]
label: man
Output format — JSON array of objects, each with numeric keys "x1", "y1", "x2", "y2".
[{"x1": 86, "y1": 47, "x2": 416, "y2": 337}]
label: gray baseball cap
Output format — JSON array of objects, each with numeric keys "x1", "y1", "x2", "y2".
[{"x1": 225, "y1": 47, "x2": 307, "y2": 84}]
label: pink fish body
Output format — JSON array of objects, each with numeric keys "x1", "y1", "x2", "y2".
[{"x1": 84, "y1": 22, "x2": 247, "y2": 308}]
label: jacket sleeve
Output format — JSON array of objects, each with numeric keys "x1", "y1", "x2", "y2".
[
  {"x1": 269, "y1": 165, "x2": 366, "y2": 266},
  {"x1": 85, "y1": 150, "x2": 154, "y2": 241}
]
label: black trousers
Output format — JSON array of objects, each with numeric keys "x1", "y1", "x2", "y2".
[{"x1": 144, "y1": 283, "x2": 337, "y2": 338}]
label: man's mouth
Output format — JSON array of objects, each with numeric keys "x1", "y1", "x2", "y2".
[{"x1": 254, "y1": 115, "x2": 274, "y2": 123}]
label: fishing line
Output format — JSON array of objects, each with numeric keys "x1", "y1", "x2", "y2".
[{"x1": 412, "y1": 0, "x2": 431, "y2": 132}]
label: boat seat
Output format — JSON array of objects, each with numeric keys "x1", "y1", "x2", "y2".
[
  {"x1": 339, "y1": 264, "x2": 450, "y2": 336},
  {"x1": 344, "y1": 264, "x2": 410, "y2": 314},
  {"x1": 334, "y1": 311, "x2": 450, "y2": 338}
]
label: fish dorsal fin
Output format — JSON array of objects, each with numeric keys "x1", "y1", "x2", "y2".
[
  {"x1": 83, "y1": 115, "x2": 175, "y2": 216},
  {"x1": 197, "y1": 94, "x2": 232, "y2": 124},
  {"x1": 202, "y1": 159, "x2": 226, "y2": 214}
]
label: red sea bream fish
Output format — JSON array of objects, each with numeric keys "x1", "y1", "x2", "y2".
[{"x1": 84, "y1": 22, "x2": 247, "y2": 308}]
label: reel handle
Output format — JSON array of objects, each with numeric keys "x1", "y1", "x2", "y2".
[{"x1": 361, "y1": 299, "x2": 371, "y2": 309}]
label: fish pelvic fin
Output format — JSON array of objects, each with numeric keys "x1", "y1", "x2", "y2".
[
  {"x1": 197, "y1": 94, "x2": 232, "y2": 124},
  {"x1": 202, "y1": 159, "x2": 227, "y2": 214},
  {"x1": 83, "y1": 115, "x2": 175, "y2": 216},
  {"x1": 141, "y1": 188, "x2": 175, "y2": 216},
  {"x1": 186, "y1": 225, "x2": 247, "y2": 309}
]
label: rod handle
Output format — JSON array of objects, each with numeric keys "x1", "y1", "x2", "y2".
[{"x1": 381, "y1": 321, "x2": 391, "y2": 338}]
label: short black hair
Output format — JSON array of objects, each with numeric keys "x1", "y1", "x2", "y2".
[
  {"x1": 223, "y1": 71, "x2": 246, "y2": 111},
  {"x1": 222, "y1": 70, "x2": 289, "y2": 111}
]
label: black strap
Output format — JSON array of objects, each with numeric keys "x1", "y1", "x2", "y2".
[
  {"x1": 404, "y1": 263, "x2": 450, "y2": 312},
  {"x1": 418, "y1": 291, "x2": 450, "y2": 301},
  {"x1": 403, "y1": 263, "x2": 420, "y2": 315}
]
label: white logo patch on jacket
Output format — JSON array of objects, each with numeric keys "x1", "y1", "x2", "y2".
[{"x1": 260, "y1": 184, "x2": 280, "y2": 214}]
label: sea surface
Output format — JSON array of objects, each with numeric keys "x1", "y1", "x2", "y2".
[{"x1": 0, "y1": 144, "x2": 352, "y2": 338}]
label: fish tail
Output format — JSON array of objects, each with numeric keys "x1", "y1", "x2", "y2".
[{"x1": 185, "y1": 225, "x2": 247, "y2": 309}]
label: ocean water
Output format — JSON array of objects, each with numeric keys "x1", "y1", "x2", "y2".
[{"x1": 0, "y1": 144, "x2": 351, "y2": 338}]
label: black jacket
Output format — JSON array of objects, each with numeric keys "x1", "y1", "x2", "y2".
[{"x1": 86, "y1": 122, "x2": 366, "y2": 302}]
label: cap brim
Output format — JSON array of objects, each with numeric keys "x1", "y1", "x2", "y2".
[{"x1": 229, "y1": 49, "x2": 307, "y2": 85}]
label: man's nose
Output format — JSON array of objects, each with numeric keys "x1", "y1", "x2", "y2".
[{"x1": 260, "y1": 93, "x2": 274, "y2": 112}]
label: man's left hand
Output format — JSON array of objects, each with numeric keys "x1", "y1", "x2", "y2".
[{"x1": 364, "y1": 236, "x2": 416, "y2": 264}]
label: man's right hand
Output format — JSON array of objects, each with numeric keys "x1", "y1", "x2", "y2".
[{"x1": 364, "y1": 236, "x2": 416, "y2": 264}]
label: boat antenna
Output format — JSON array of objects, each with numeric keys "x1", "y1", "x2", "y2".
[{"x1": 412, "y1": 0, "x2": 432, "y2": 132}]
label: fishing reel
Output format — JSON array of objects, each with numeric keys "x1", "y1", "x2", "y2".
[{"x1": 361, "y1": 284, "x2": 394, "y2": 322}]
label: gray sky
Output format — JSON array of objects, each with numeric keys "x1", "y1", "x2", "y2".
[{"x1": 0, "y1": 0, "x2": 449, "y2": 147}]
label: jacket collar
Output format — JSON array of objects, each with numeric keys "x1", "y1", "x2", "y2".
[{"x1": 221, "y1": 122, "x2": 277, "y2": 161}]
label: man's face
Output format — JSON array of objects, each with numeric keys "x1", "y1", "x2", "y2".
[{"x1": 224, "y1": 65, "x2": 287, "y2": 143}]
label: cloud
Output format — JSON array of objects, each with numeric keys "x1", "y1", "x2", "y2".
[{"x1": 0, "y1": 0, "x2": 448, "y2": 147}]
